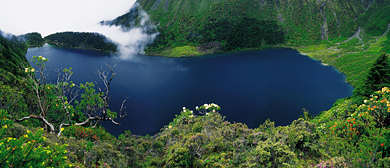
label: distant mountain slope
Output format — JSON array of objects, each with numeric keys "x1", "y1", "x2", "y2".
[
  {"x1": 0, "y1": 32, "x2": 28, "y2": 78},
  {"x1": 21, "y1": 32, "x2": 45, "y2": 47},
  {"x1": 44, "y1": 32, "x2": 117, "y2": 53},
  {"x1": 107, "y1": 0, "x2": 390, "y2": 56}
]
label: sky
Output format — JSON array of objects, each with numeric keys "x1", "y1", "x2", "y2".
[
  {"x1": 0, "y1": 0, "x2": 159, "y2": 58},
  {"x1": 0, "y1": 0, "x2": 136, "y2": 37}
]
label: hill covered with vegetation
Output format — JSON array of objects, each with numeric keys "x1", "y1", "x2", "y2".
[
  {"x1": 44, "y1": 32, "x2": 118, "y2": 53},
  {"x1": 0, "y1": 33, "x2": 29, "y2": 78},
  {"x1": 21, "y1": 32, "x2": 45, "y2": 47},
  {"x1": 105, "y1": 0, "x2": 389, "y2": 57},
  {"x1": 2, "y1": 31, "x2": 390, "y2": 166}
]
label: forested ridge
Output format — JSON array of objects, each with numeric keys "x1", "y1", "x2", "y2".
[
  {"x1": 100, "y1": 0, "x2": 390, "y2": 58},
  {"x1": 0, "y1": 34, "x2": 29, "y2": 78},
  {"x1": 126, "y1": 0, "x2": 388, "y2": 55},
  {"x1": 45, "y1": 32, "x2": 117, "y2": 53}
]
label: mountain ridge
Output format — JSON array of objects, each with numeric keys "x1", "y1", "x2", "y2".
[{"x1": 99, "y1": 0, "x2": 387, "y2": 57}]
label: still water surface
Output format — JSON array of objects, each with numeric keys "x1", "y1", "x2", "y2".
[{"x1": 26, "y1": 44, "x2": 353, "y2": 136}]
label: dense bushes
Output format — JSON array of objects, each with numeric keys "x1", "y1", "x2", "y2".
[
  {"x1": 245, "y1": 139, "x2": 296, "y2": 167},
  {"x1": 22, "y1": 32, "x2": 45, "y2": 47},
  {"x1": 0, "y1": 109, "x2": 71, "y2": 167},
  {"x1": 62, "y1": 125, "x2": 115, "y2": 142},
  {"x1": 3, "y1": 88, "x2": 390, "y2": 167},
  {"x1": 0, "y1": 34, "x2": 28, "y2": 77},
  {"x1": 354, "y1": 53, "x2": 390, "y2": 98}
]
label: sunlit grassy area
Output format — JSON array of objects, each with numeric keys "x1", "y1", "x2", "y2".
[{"x1": 296, "y1": 30, "x2": 389, "y2": 88}]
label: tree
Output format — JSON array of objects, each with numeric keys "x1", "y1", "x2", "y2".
[
  {"x1": 354, "y1": 53, "x2": 390, "y2": 98},
  {"x1": 12, "y1": 56, "x2": 127, "y2": 136}
]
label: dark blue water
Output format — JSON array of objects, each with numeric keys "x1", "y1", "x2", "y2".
[{"x1": 26, "y1": 44, "x2": 353, "y2": 136}]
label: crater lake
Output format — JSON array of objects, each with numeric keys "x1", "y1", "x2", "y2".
[{"x1": 26, "y1": 44, "x2": 353, "y2": 136}]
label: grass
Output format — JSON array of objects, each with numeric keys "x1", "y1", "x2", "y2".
[
  {"x1": 367, "y1": 35, "x2": 388, "y2": 53},
  {"x1": 295, "y1": 29, "x2": 388, "y2": 88},
  {"x1": 159, "y1": 45, "x2": 200, "y2": 57}
]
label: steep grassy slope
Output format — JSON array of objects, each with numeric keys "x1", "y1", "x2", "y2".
[
  {"x1": 294, "y1": 0, "x2": 390, "y2": 89},
  {"x1": 0, "y1": 34, "x2": 28, "y2": 78},
  {"x1": 129, "y1": 0, "x2": 381, "y2": 55}
]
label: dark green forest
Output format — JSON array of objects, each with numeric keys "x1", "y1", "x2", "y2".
[
  {"x1": 22, "y1": 32, "x2": 45, "y2": 47},
  {"x1": 129, "y1": 0, "x2": 380, "y2": 55},
  {"x1": 45, "y1": 32, "x2": 117, "y2": 53},
  {"x1": 0, "y1": 34, "x2": 28, "y2": 78}
]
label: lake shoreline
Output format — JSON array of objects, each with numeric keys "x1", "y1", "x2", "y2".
[{"x1": 25, "y1": 45, "x2": 353, "y2": 136}]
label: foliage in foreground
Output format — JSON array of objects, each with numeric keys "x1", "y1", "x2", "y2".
[
  {"x1": 3, "y1": 92, "x2": 390, "y2": 168},
  {"x1": 0, "y1": 109, "x2": 70, "y2": 167},
  {"x1": 1, "y1": 55, "x2": 127, "y2": 136}
]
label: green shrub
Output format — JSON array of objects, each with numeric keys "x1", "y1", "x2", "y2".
[
  {"x1": 310, "y1": 157, "x2": 347, "y2": 168},
  {"x1": 192, "y1": 122, "x2": 203, "y2": 133},
  {"x1": 86, "y1": 142, "x2": 127, "y2": 168},
  {"x1": 0, "y1": 109, "x2": 71, "y2": 167},
  {"x1": 245, "y1": 139, "x2": 296, "y2": 168},
  {"x1": 62, "y1": 125, "x2": 115, "y2": 142},
  {"x1": 280, "y1": 118, "x2": 320, "y2": 156},
  {"x1": 165, "y1": 143, "x2": 198, "y2": 168},
  {"x1": 375, "y1": 157, "x2": 390, "y2": 167}
]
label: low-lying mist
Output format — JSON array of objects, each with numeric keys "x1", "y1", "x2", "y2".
[{"x1": 100, "y1": 3, "x2": 159, "y2": 59}]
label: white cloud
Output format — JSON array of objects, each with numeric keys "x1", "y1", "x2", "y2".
[
  {"x1": 0, "y1": 0, "x2": 136, "y2": 37},
  {"x1": 0, "y1": 0, "x2": 159, "y2": 58}
]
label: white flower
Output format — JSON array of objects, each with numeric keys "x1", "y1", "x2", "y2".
[
  {"x1": 42, "y1": 57, "x2": 46, "y2": 60},
  {"x1": 190, "y1": 110, "x2": 193, "y2": 114},
  {"x1": 364, "y1": 100, "x2": 368, "y2": 103},
  {"x1": 72, "y1": 83, "x2": 75, "y2": 86},
  {"x1": 183, "y1": 107, "x2": 186, "y2": 110},
  {"x1": 196, "y1": 106, "x2": 198, "y2": 109},
  {"x1": 213, "y1": 109, "x2": 215, "y2": 112},
  {"x1": 204, "y1": 104, "x2": 208, "y2": 106}
]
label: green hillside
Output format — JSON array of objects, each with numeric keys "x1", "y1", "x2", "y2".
[
  {"x1": 45, "y1": 32, "x2": 118, "y2": 53},
  {"x1": 0, "y1": 34, "x2": 29, "y2": 78},
  {"x1": 102, "y1": 0, "x2": 389, "y2": 58},
  {"x1": 22, "y1": 32, "x2": 45, "y2": 47},
  {"x1": 107, "y1": 0, "x2": 390, "y2": 89},
  {"x1": 133, "y1": 0, "x2": 371, "y2": 54}
]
